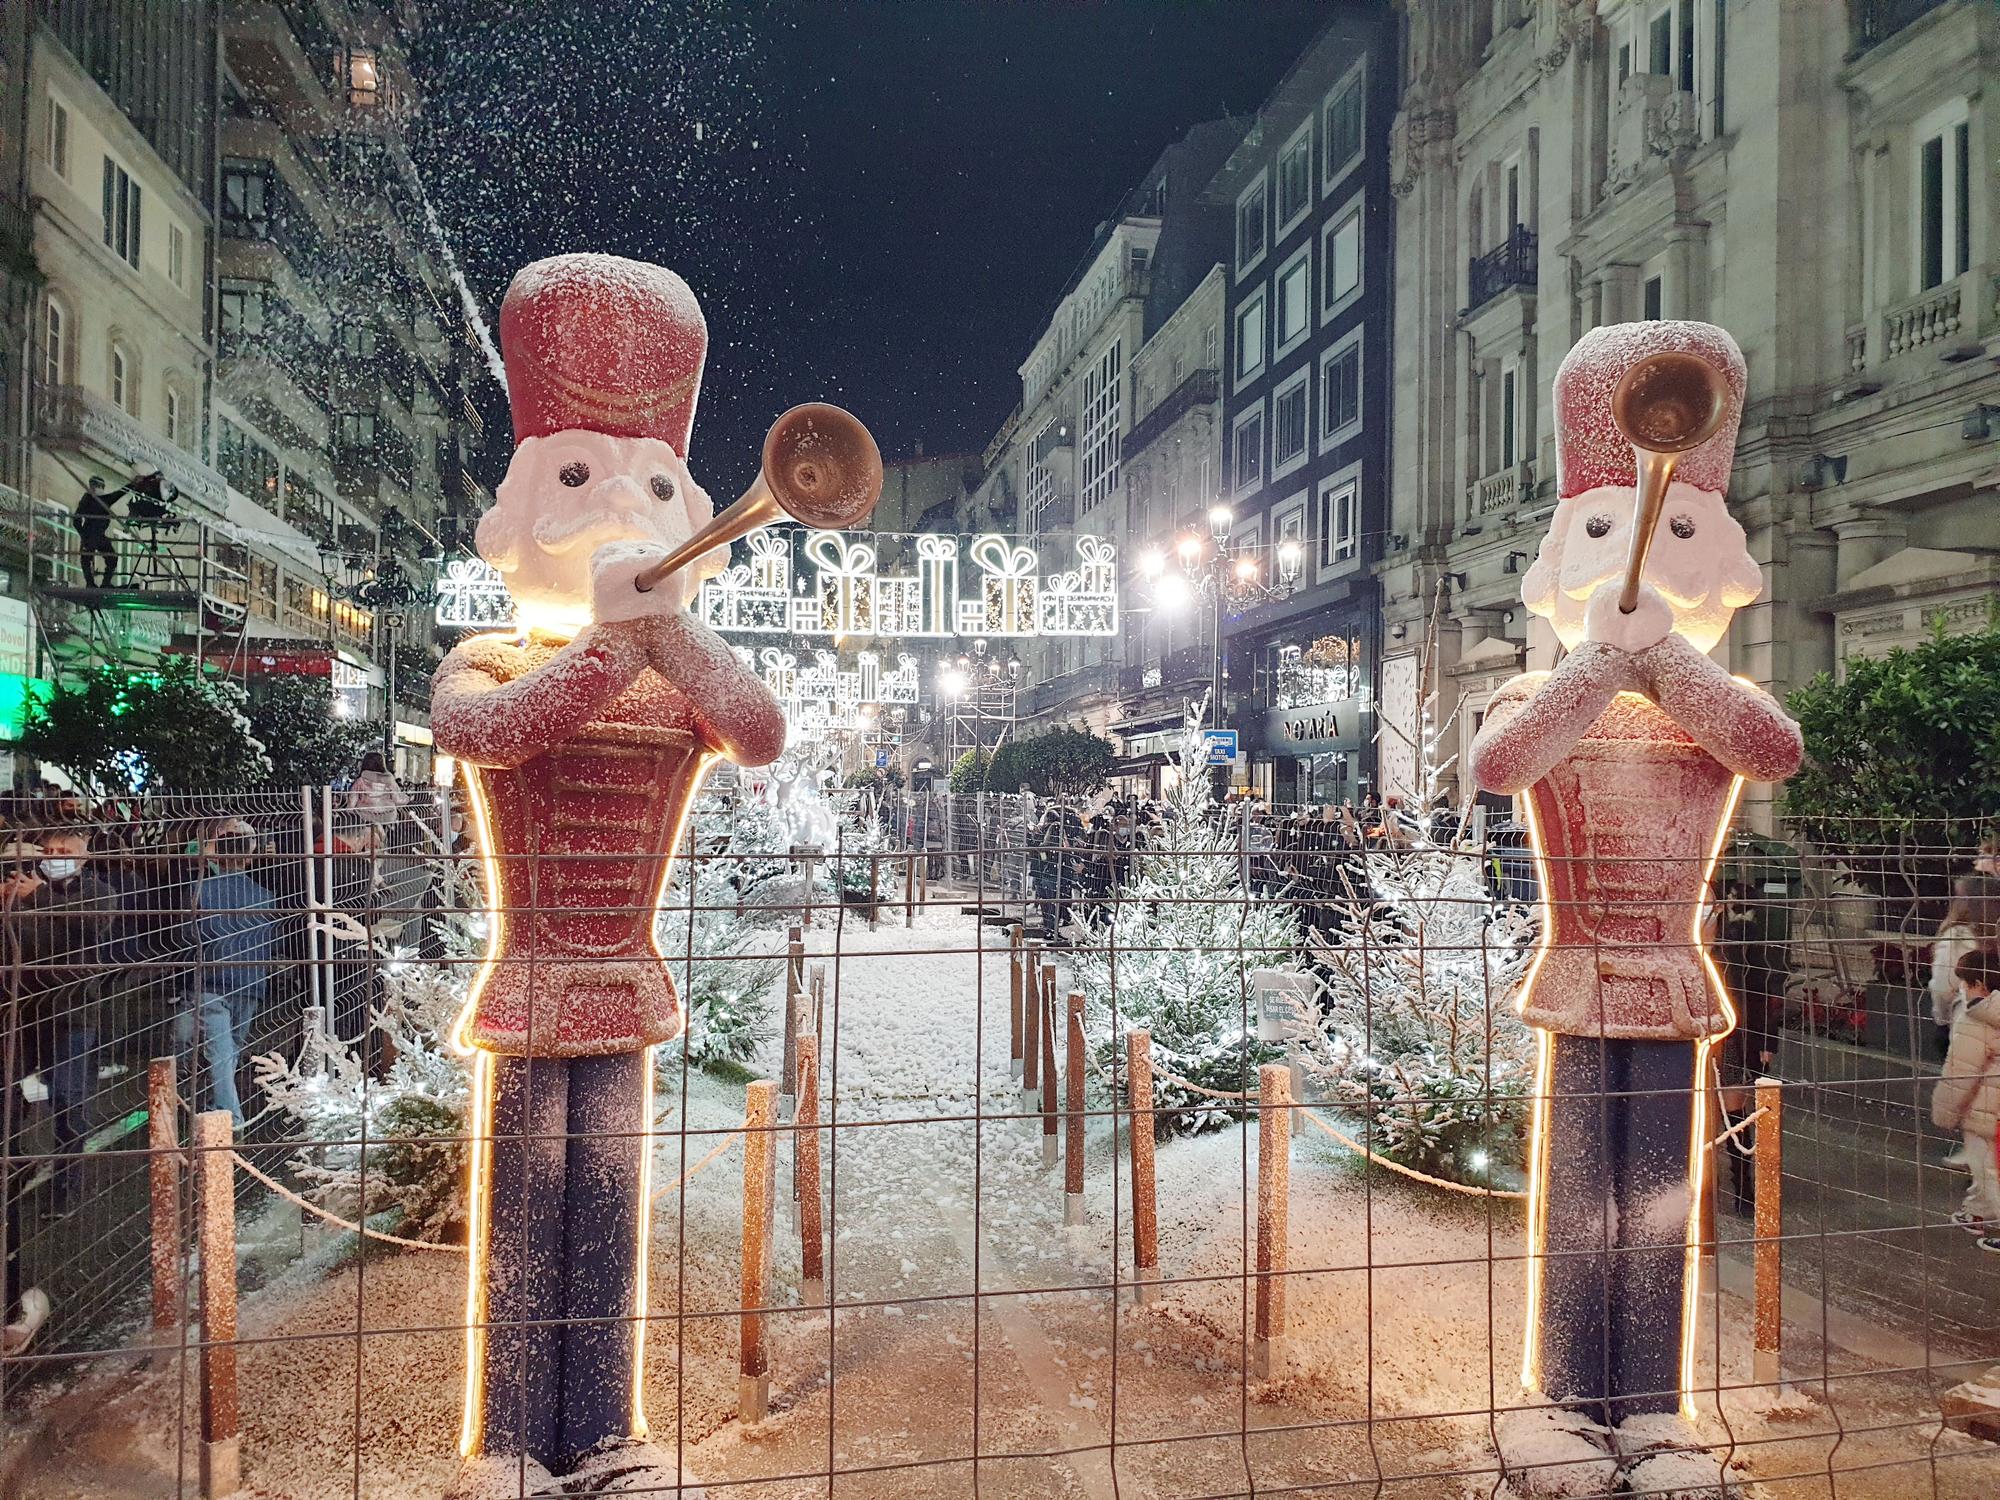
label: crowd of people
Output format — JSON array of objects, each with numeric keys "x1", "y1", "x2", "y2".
[{"x1": 0, "y1": 757, "x2": 435, "y2": 1358}]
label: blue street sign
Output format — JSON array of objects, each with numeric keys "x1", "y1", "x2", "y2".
[
  {"x1": 1202, "y1": 729, "x2": 1238, "y2": 766},
  {"x1": 875, "y1": 749, "x2": 891, "y2": 769}
]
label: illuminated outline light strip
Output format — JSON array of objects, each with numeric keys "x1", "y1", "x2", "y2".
[
  {"x1": 450, "y1": 639, "x2": 718, "y2": 1456},
  {"x1": 1510, "y1": 719, "x2": 1746, "y2": 1419}
]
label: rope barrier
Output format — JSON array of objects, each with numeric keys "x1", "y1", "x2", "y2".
[
  {"x1": 1709, "y1": 1104, "x2": 1767, "y2": 1156},
  {"x1": 225, "y1": 1116, "x2": 750, "y2": 1255},
  {"x1": 1296, "y1": 1107, "x2": 1528, "y2": 1200}
]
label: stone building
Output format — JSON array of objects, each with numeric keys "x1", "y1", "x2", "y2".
[
  {"x1": 1205, "y1": 10, "x2": 1400, "y2": 806},
  {"x1": 1382, "y1": 0, "x2": 2000, "y2": 815}
]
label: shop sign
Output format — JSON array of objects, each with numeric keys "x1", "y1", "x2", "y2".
[{"x1": 1265, "y1": 696, "x2": 1365, "y2": 755}]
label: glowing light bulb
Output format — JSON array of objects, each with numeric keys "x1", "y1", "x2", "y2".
[
  {"x1": 1141, "y1": 550, "x2": 1166, "y2": 580},
  {"x1": 1155, "y1": 573, "x2": 1191, "y2": 612}
]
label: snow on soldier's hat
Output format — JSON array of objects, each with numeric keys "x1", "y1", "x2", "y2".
[
  {"x1": 498, "y1": 253, "x2": 708, "y2": 455},
  {"x1": 1552, "y1": 319, "x2": 1747, "y2": 499}
]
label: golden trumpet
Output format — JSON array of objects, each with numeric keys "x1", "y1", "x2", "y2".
[
  {"x1": 634, "y1": 402, "x2": 884, "y2": 594},
  {"x1": 1608, "y1": 351, "x2": 1728, "y2": 614}
]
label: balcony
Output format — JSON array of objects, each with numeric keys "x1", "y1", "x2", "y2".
[
  {"x1": 222, "y1": 1, "x2": 336, "y2": 120},
  {"x1": 1608, "y1": 74, "x2": 1700, "y2": 193},
  {"x1": 1851, "y1": 0, "x2": 1949, "y2": 52},
  {"x1": 0, "y1": 198, "x2": 37, "y2": 284},
  {"x1": 1466, "y1": 225, "x2": 1537, "y2": 315},
  {"x1": 1849, "y1": 269, "x2": 2000, "y2": 371},
  {"x1": 1119, "y1": 647, "x2": 1208, "y2": 699},
  {"x1": 36, "y1": 386, "x2": 227, "y2": 515},
  {"x1": 1467, "y1": 460, "x2": 1534, "y2": 518},
  {"x1": 1124, "y1": 368, "x2": 1219, "y2": 459}
]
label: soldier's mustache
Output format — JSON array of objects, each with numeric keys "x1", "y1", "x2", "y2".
[{"x1": 531, "y1": 509, "x2": 664, "y2": 550}]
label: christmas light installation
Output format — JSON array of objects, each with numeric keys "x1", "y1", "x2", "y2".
[
  {"x1": 429, "y1": 253, "x2": 879, "y2": 1499},
  {"x1": 1469, "y1": 320, "x2": 1801, "y2": 1500}
]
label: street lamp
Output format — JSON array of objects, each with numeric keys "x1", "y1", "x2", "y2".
[
  {"x1": 1208, "y1": 504, "x2": 1234, "y2": 546},
  {"x1": 338, "y1": 505, "x2": 428, "y2": 759},
  {"x1": 1145, "y1": 519, "x2": 1304, "y2": 732}
]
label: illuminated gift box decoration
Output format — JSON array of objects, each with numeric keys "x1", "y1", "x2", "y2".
[
  {"x1": 808, "y1": 532, "x2": 878, "y2": 635},
  {"x1": 964, "y1": 535, "x2": 1038, "y2": 636}
]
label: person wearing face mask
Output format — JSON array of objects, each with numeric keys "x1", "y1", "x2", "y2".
[
  {"x1": 8, "y1": 828, "x2": 119, "y2": 1215},
  {"x1": 185, "y1": 820, "x2": 278, "y2": 1126}
]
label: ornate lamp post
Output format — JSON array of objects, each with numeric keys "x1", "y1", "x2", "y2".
[
  {"x1": 338, "y1": 505, "x2": 429, "y2": 758},
  {"x1": 1148, "y1": 506, "x2": 1302, "y2": 730}
]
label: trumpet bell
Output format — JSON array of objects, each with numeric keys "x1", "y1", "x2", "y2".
[
  {"x1": 763, "y1": 402, "x2": 883, "y2": 531},
  {"x1": 1610, "y1": 351, "x2": 1728, "y2": 455}
]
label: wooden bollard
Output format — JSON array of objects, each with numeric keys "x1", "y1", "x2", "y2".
[
  {"x1": 1021, "y1": 939, "x2": 1043, "y2": 1114},
  {"x1": 1254, "y1": 1063, "x2": 1290, "y2": 1381},
  {"x1": 1008, "y1": 924, "x2": 1025, "y2": 1080},
  {"x1": 868, "y1": 854, "x2": 880, "y2": 932},
  {"x1": 740, "y1": 1080, "x2": 778, "y2": 1424},
  {"x1": 796, "y1": 1038, "x2": 825, "y2": 1308},
  {"x1": 904, "y1": 850, "x2": 916, "y2": 926},
  {"x1": 1040, "y1": 960, "x2": 1059, "y2": 1167},
  {"x1": 1753, "y1": 1076, "x2": 1783, "y2": 1387},
  {"x1": 1129, "y1": 1030, "x2": 1159, "y2": 1300},
  {"x1": 1065, "y1": 994, "x2": 1086, "y2": 1225},
  {"x1": 148, "y1": 1056, "x2": 182, "y2": 1334},
  {"x1": 194, "y1": 1109, "x2": 240, "y2": 1498}
]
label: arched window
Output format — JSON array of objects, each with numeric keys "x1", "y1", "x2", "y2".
[
  {"x1": 42, "y1": 298, "x2": 66, "y2": 388},
  {"x1": 164, "y1": 384, "x2": 183, "y2": 446},
  {"x1": 110, "y1": 343, "x2": 131, "y2": 413}
]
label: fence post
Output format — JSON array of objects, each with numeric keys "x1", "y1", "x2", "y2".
[
  {"x1": 918, "y1": 853, "x2": 929, "y2": 908},
  {"x1": 299, "y1": 785, "x2": 325, "y2": 1042},
  {"x1": 1009, "y1": 924, "x2": 1024, "y2": 1081},
  {"x1": 809, "y1": 962, "x2": 827, "y2": 1044},
  {"x1": 1065, "y1": 994, "x2": 1086, "y2": 1226},
  {"x1": 1129, "y1": 1030, "x2": 1158, "y2": 1301},
  {"x1": 195, "y1": 1109, "x2": 240, "y2": 1498},
  {"x1": 797, "y1": 1038, "x2": 824, "y2": 1308},
  {"x1": 1753, "y1": 1076, "x2": 1783, "y2": 1388},
  {"x1": 869, "y1": 854, "x2": 880, "y2": 933},
  {"x1": 1022, "y1": 938, "x2": 1042, "y2": 1115},
  {"x1": 1254, "y1": 1063, "x2": 1290, "y2": 1381},
  {"x1": 148, "y1": 1056, "x2": 182, "y2": 1335},
  {"x1": 905, "y1": 849, "x2": 915, "y2": 927},
  {"x1": 1040, "y1": 960, "x2": 1059, "y2": 1168},
  {"x1": 740, "y1": 1080, "x2": 778, "y2": 1424}
]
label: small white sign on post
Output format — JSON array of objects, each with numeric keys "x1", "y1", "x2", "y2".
[{"x1": 1251, "y1": 968, "x2": 1311, "y2": 1045}]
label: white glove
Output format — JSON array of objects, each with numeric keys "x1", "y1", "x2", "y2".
[
  {"x1": 590, "y1": 541, "x2": 686, "y2": 622},
  {"x1": 1583, "y1": 580, "x2": 1675, "y2": 655}
]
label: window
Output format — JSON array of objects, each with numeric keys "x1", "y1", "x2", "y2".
[
  {"x1": 42, "y1": 299, "x2": 65, "y2": 388},
  {"x1": 1499, "y1": 362, "x2": 1520, "y2": 469},
  {"x1": 1317, "y1": 477, "x2": 1358, "y2": 570},
  {"x1": 1232, "y1": 407, "x2": 1264, "y2": 494},
  {"x1": 46, "y1": 98, "x2": 69, "y2": 178},
  {"x1": 102, "y1": 158, "x2": 142, "y2": 269},
  {"x1": 1234, "y1": 289, "x2": 1266, "y2": 385},
  {"x1": 219, "y1": 418, "x2": 282, "y2": 513},
  {"x1": 1275, "y1": 247, "x2": 1311, "y2": 354},
  {"x1": 221, "y1": 163, "x2": 269, "y2": 236},
  {"x1": 219, "y1": 282, "x2": 266, "y2": 336},
  {"x1": 1026, "y1": 420, "x2": 1059, "y2": 529},
  {"x1": 1273, "y1": 370, "x2": 1309, "y2": 475},
  {"x1": 1202, "y1": 322, "x2": 1218, "y2": 370},
  {"x1": 1276, "y1": 125, "x2": 1312, "y2": 230},
  {"x1": 1235, "y1": 173, "x2": 1267, "y2": 273},
  {"x1": 168, "y1": 224, "x2": 186, "y2": 288},
  {"x1": 1322, "y1": 206, "x2": 1361, "y2": 314},
  {"x1": 1079, "y1": 340, "x2": 1122, "y2": 510},
  {"x1": 1642, "y1": 274, "x2": 1663, "y2": 320},
  {"x1": 337, "y1": 412, "x2": 378, "y2": 446},
  {"x1": 1320, "y1": 337, "x2": 1361, "y2": 444},
  {"x1": 1916, "y1": 101, "x2": 1972, "y2": 292},
  {"x1": 1648, "y1": 6, "x2": 1671, "y2": 76},
  {"x1": 165, "y1": 386, "x2": 182, "y2": 446},
  {"x1": 110, "y1": 344, "x2": 131, "y2": 413},
  {"x1": 1324, "y1": 70, "x2": 1364, "y2": 185},
  {"x1": 1502, "y1": 154, "x2": 1522, "y2": 236}
]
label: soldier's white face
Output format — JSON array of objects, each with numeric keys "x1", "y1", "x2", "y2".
[
  {"x1": 1523, "y1": 480, "x2": 1763, "y2": 654},
  {"x1": 477, "y1": 429, "x2": 719, "y2": 627}
]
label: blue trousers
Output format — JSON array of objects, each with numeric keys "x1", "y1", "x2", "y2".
[
  {"x1": 48, "y1": 1025, "x2": 98, "y2": 1195},
  {"x1": 1538, "y1": 1036, "x2": 1698, "y2": 1425},
  {"x1": 174, "y1": 993, "x2": 260, "y2": 1124},
  {"x1": 476, "y1": 1051, "x2": 646, "y2": 1472}
]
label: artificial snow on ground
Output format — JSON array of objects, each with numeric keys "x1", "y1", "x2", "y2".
[{"x1": 11, "y1": 908, "x2": 1998, "y2": 1498}]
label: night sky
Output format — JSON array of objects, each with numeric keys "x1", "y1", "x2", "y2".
[{"x1": 411, "y1": 0, "x2": 1339, "y2": 494}]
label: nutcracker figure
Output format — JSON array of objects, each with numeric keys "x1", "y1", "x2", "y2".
[
  {"x1": 1469, "y1": 321, "x2": 1801, "y2": 1498},
  {"x1": 433, "y1": 254, "x2": 876, "y2": 1498}
]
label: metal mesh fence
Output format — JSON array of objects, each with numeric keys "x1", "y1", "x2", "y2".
[{"x1": 0, "y1": 785, "x2": 1995, "y2": 1498}]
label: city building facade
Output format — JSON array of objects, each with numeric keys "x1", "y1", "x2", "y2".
[
  {"x1": 1383, "y1": 0, "x2": 2000, "y2": 817},
  {"x1": 1206, "y1": 11, "x2": 1400, "y2": 807}
]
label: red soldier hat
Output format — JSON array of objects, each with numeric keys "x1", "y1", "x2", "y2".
[
  {"x1": 1552, "y1": 319, "x2": 1746, "y2": 499},
  {"x1": 499, "y1": 253, "x2": 708, "y2": 455}
]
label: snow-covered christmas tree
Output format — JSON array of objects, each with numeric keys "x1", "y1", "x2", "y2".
[
  {"x1": 1283, "y1": 619, "x2": 1538, "y2": 1186},
  {"x1": 1071, "y1": 700, "x2": 1300, "y2": 1136}
]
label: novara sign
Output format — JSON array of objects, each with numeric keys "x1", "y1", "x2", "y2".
[{"x1": 431, "y1": 529, "x2": 1120, "y2": 639}]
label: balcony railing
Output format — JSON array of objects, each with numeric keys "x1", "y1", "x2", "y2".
[
  {"x1": 1466, "y1": 225, "x2": 1537, "y2": 314},
  {"x1": 36, "y1": 386, "x2": 228, "y2": 514},
  {"x1": 1468, "y1": 460, "x2": 1534, "y2": 518},
  {"x1": 1852, "y1": 0, "x2": 1948, "y2": 51},
  {"x1": 1124, "y1": 368, "x2": 1220, "y2": 459},
  {"x1": 1849, "y1": 271, "x2": 1999, "y2": 369}
]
